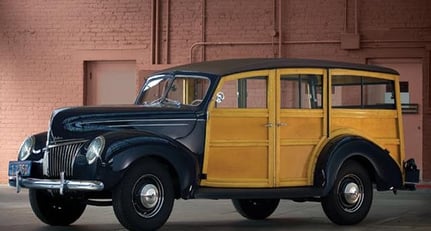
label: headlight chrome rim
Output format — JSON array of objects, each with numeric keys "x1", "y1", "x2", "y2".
[
  {"x1": 18, "y1": 136, "x2": 35, "y2": 161},
  {"x1": 86, "y1": 136, "x2": 105, "y2": 165}
]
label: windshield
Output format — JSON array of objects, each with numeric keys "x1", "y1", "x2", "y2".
[{"x1": 136, "y1": 74, "x2": 211, "y2": 107}]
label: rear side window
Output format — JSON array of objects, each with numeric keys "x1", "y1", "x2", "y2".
[
  {"x1": 332, "y1": 75, "x2": 396, "y2": 109},
  {"x1": 280, "y1": 74, "x2": 323, "y2": 109}
]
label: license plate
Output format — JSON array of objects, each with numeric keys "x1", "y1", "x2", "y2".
[{"x1": 8, "y1": 161, "x2": 32, "y2": 177}]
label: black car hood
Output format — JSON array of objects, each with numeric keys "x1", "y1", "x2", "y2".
[{"x1": 49, "y1": 105, "x2": 198, "y2": 141}]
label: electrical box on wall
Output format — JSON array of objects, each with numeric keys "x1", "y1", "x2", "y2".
[{"x1": 340, "y1": 33, "x2": 360, "y2": 50}]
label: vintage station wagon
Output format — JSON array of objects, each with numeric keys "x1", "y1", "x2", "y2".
[{"x1": 9, "y1": 58, "x2": 419, "y2": 230}]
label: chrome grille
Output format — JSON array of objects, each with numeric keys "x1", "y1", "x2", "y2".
[{"x1": 45, "y1": 140, "x2": 86, "y2": 177}]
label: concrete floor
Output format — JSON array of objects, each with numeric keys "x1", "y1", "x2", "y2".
[{"x1": 1, "y1": 185, "x2": 431, "y2": 231}]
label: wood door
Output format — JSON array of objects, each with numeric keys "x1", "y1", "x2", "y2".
[
  {"x1": 201, "y1": 70, "x2": 276, "y2": 188},
  {"x1": 275, "y1": 69, "x2": 327, "y2": 186}
]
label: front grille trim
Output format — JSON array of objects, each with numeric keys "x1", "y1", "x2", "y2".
[{"x1": 43, "y1": 140, "x2": 87, "y2": 177}]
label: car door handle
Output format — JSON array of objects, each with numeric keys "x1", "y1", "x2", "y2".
[{"x1": 264, "y1": 123, "x2": 273, "y2": 127}]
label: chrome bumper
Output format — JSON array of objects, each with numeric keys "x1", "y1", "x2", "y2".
[{"x1": 9, "y1": 171, "x2": 104, "y2": 195}]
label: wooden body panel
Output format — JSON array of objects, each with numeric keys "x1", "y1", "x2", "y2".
[{"x1": 201, "y1": 67, "x2": 404, "y2": 188}]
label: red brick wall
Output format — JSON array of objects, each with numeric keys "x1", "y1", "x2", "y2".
[
  {"x1": 0, "y1": 0, "x2": 153, "y2": 182},
  {"x1": 1, "y1": 0, "x2": 430, "y2": 182}
]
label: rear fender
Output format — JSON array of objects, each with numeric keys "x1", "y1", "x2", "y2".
[{"x1": 314, "y1": 135, "x2": 402, "y2": 196}]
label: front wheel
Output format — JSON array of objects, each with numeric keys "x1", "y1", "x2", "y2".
[
  {"x1": 232, "y1": 199, "x2": 280, "y2": 220},
  {"x1": 321, "y1": 160, "x2": 373, "y2": 225},
  {"x1": 29, "y1": 189, "x2": 87, "y2": 226},
  {"x1": 113, "y1": 160, "x2": 175, "y2": 231}
]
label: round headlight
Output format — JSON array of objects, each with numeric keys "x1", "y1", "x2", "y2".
[
  {"x1": 86, "y1": 136, "x2": 105, "y2": 165},
  {"x1": 18, "y1": 136, "x2": 35, "y2": 161}
]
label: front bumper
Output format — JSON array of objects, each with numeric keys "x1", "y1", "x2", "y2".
[{"x1": 9, "y1": 171, "x2": 104, "y2": 195}]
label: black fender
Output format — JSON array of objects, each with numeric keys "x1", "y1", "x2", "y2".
[
  {"x1": 314, "y1": 135, "x2": 403, "y2": 196},
  {"x1": 23, "y1": 132, "x2": 48, "y2": 178},
  {"x1": 29, "y1": 132, "x2": 48, "y2": 161},
  {"x1": 100, "y1": 130, "x2": 199, "y2": 199}
]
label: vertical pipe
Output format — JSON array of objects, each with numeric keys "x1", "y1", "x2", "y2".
[
  {"x1": 201, "y1": 0, "x2": 206, "y2": 62},
  {"x1": 273, "y1": 0, "x2": 277, "y2": 33},
  {"x1": 272, "y1": 0, "x2": 276, "y2": 57},
  {"x1": 166, "y1": 0, "x2": 170, "y2": 64},
  {"x1": 151, "y1": 0, "x2": 155, "y2": 64},
  {"x1": 155, "y1": 0, "x2": 160, "y2": 64},
  {"x1": 344, "y1": 0, "x2": 358, "y2": 34},
  {"x1": 344, "y1": 0, "x2": 347, "y2": 33},
  {"x1": 278, "y1": 0, "x2": 282, "y2": 58},
  {"x1": 354, "y1": 0, "x2": 358, "y2": 34}
]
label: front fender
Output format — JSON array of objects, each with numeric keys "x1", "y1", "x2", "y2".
[
  {"x1": 18, "y1": 132, "x2": 48, "y2": 178},
  {"x1": 101, "y1": 131, "x2": 199, "y2": 198},
  {"x1": 314, "y1": 135, "x2": 402, "y2": 196},
  {"x1": 26, "y1": 132, "x2": 47, "y2": 162}
]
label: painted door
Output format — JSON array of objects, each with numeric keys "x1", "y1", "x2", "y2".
[
  {"x1": 276, "y1": 69, "x2": 327, "y2": 186},
  {"x1": 85, "y1": 61, "x2": 136, "y2": 105},
  {"x1": 368, "y1": 59, "x2": 423, "y2": 177},
  {"x1": 201, "y1": 70, "x2": 276, "y2": 187}
]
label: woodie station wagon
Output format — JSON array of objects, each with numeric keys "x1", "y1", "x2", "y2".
[{"x1": 9, "y1": 58, "x2": 420, "y2": 230}]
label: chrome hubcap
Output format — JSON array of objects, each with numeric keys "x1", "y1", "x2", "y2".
[
  {"x1": 133, "y1": 174, "x2": 164, "y2": 218},
  {"x1": 343, "y1": 182, "x2": 360, "y2": 204},
  {"x1": 338, "y1": 174, "x2": 364, "y2": 213},
  {"x1": 140, "y1": 184, "x2": 159, "y2": 209}
]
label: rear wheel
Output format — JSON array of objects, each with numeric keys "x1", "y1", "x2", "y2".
[
  {"x1": 29, "y1": 189, "x2": 86, "y2": 226},
  {"x1": 321, "y1": 160, "x2": 373, "y2": 225},
  {"x1": 113, "y1": 160, "x2": 175, "y2": 231},
  {"x1": 232, "y1": 199, "x2": 280, "y2": 220}
]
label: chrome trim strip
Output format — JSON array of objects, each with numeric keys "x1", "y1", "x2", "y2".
[
  {"x1": 107, "y1": 123, "x2": 190, "y2": 128},
  {"x1": 9, "y1": 175, "x2": 104, "y2": 192},
  {"x1": 42, "y1": 150, "x2": 48, "y2": 176},
  {"x1": 77, "y1": 118, "x2": 197, "y2": 125}
]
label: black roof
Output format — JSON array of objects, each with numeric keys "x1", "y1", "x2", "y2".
[{"x1": 157, "y1": 58, "x2": 399, "y2": 77}]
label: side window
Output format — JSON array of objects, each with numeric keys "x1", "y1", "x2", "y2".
[
  {"x1": 216, "y1": 76, "x2": 267, "y2": 108},
  {"x1": 166, "y1": 77, "x2": 210, "y2": 105},
  {"x1": 280, "y1": 74, "x2": 323, "y2": 109},
  {"x1": 332, "y1": 75, "x2": 395, "y2": 109}
]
